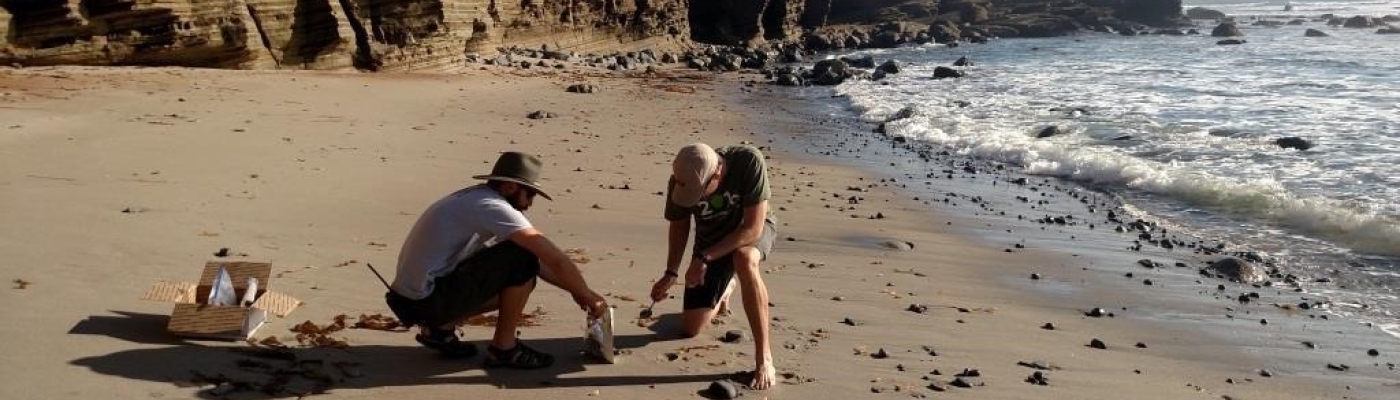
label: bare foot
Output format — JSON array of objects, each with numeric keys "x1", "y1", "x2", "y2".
[{"x1": 749, "y1": 364, "x2": 776, "y2": 390}]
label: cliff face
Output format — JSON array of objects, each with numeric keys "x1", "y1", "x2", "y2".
[
  {"x1": 0, "y1": 0, "x2": 690, "y2": 70},
  {"x1": 0, "y1": 0, "x2": 1186, "y2": 70}
]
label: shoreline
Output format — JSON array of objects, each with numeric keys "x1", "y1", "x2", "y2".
[{"x1": 0, "y1": 64, "x2": 1395, "y2": 399}]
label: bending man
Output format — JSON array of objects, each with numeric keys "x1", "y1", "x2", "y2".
[
  {"x1": 650, "y1": 143, "x2": 778, "y2": 389},
  {"x1": 386, "y1": 151, "x2": 607, "y2": 369}
]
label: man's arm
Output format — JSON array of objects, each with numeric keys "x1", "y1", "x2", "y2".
[
  {"x1": 509, "y1": 227, "x2": 603, "y2": 314},
  {"x1": 666, "y1": 218, "x2": 692, "y2": 274},
  {"x1": 696, "y1": 200, "x2": 768, "y2": 260}
]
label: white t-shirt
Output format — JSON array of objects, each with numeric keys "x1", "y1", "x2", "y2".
[{"x1": 391, "y1": 185, "x2": 532, "y2": 300}]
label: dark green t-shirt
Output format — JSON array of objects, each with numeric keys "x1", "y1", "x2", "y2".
[{"x1": 665, "y1": 145, "x2": 773, "y2": 250}]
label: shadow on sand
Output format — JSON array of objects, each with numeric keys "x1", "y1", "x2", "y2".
[{"x1": 68, "y1": 311, "x2": 722, "y2": 399}]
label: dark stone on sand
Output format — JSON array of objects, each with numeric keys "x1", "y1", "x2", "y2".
[
  {"x1": 1327, "y1": 363, "x2": 1349, "y2": 371},
  {"x1": 950, "y1": 377, "x2": 981, "y2": 388},
  {"x1": 842, "y1": 317, "x2": 858, "y2": 326},
  {"x1": 926, "y1": 382, "x2": 946, "y2": 391},
  {"x1": 526, "y1": 110, "x2": 557, "y2": 119},
  {"x1": 1260, "y1": 369, "x2": 1274, "y2": 377},
  {"x1": 1143, "y1": 279, "x2": 1153, "y2": 286},
  {"x1": 1305, "y1": 29, "x2": 1330, "y2": 37},
  {"x1": 1208, "y1": 257, "x2": 1268, "y2": 284},
  {"x1": 566, "y1": 84, "x2": 598, "y2": 94},
  {"x1": 1368, "y1": 349, "x2": 1380, "y2": 356},
  {"x1": 1275, "y1": 137, "x2": 1314, "y2": 150},
  {"x1": 872, "y1": 348, "x2": 890, "y2": 359},
  {"x1": 1041, "y1": 323, "x2": 1056, "y2": 330},
  {"x1": 1030, "y1": 273, "x2": 1041, "y2": 280},
  {"x1": 1025, "y1": 371, "x2": 1049, "y2": 386},
  {"x1": 933, "y1": 66, "x2": 964, "y2": 79},
  {"x1": 1137, "y1": 259, "x2": 1158, "y2": 269},
  {"x1": 882, "y1": 240, "x2": 915, "y2": 251},
  {"x1": 721, "y1": 330, "x2": 745, "y2": 343},
  {"x1": 703, "y1": 380, "x2": 739, "y2": 399},
  {"x1": 776, "y1": 73, "x2": 803, "y2": 86},
  {"x1": 213, "y1": 247, "x2": 230, "y2": 258},
  {"x1": 1212, "y1": 23, "x2": 1244, "y2": 37},
  {"x1": 1089, "y1": 338, "x2": 1107, "y2": 349},
  {"x1": 1135, "y1": 342, "x2": 1147, "y2": 348},
  {"x1": 1018, "y1": 360, "x2": 1058, "y2": 370},
  {"x1": 908, "y1": 304, "x2": 930, "y2": 313},
  {"x1": 1035, "y1": 125, "x2": 1066, "y2": 138},
  {"x1": 1217, "y1": 39, "x2": 1247, "y2": 45},
  {"x1": 956, "y1": 368, "x2": 980, "y2": 377},
  {"x1": 1086, "y1": 308, "x2": 1107, "y2": 317}
]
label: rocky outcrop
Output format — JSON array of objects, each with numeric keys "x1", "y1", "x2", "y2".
[
  {"x1": 1, "y1": 0, "x2": 691, "y2": 70},
  {"x1": 2, "y1": 0, "x2": 1194, "y2": 70}
]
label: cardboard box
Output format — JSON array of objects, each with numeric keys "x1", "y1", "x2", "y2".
[{"x1": 142, "y1": 261, "x2": 302, "y2": 340}]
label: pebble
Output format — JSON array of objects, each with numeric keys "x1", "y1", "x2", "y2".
[
  {"x1": 1025, "y1": 371, "x2": 1049, "y2": 386},
  {"x1": 1259, "y1": 369, "x2": 1274, "y2": 377},
  {"x1": 907, "y1": 304, "x2": 929, "y2": 314},
  {"x1": 1089, "y1": 338, "x2": 1108, "y2": 349},
  {"x1": 841, "y1": 317, "x2": 858, "y2": 326},
  {"x1": 1135, "y1": 342, "x2": 1147, "y2": 349},
  {"x1": 1367, "y1": 349, "x2": 1379, "y2": 357},
  {"x1": 926, "y1": 383, "x2": 946, "y2": 392},
  {"x1": 1085, "y1": 308, "x2": 1107, "y2": 317},
  {"x1": 1030, "y1": 273, "x2": 1041, "y2": 280},
  {"x1": 872, "y1": 348, "x2": 890, "y2": 359},
  {"x1": 721, "y1": 330, "x2": 745, "y2": 343},
  {"x1": 950, "y1": 377, "x2": 981, "y2": 388},
  {"x1": 1040, "y1": 323, "x2": 1056, "y2": 330}
]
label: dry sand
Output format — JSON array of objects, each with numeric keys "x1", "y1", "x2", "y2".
[{"x1": 1, "y1": 65, "x2": 1395, "y2": 399}]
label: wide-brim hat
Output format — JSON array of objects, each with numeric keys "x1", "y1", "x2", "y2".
[{"x1": 473, "y1": 152, "x2": 553, "y2": 200}]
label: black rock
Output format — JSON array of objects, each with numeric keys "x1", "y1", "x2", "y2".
[
  {"x1": 1030, "y1": 273, "x2": 1041, "y2": 280},
  {"x1": 1208, "y1": 257, "x2": 1268, "y2": 284},
  {"x1": 1186, "y1": 7, "x2": 1227, "y2": 20},
  {"x1": 1025, "y1": 371, "x2": 1049, "y2": 386},
  {"x1": 1212, "y1": 23, "x2": 1244, "y2": 37},
  {"x1": 1135, "y1": 342, "x2": 1147, "y2": 348},
  {"x1": 1305, "y1": 28, "x2": 1330, "y2": 37},
  {"x1": 213, "y1": 247, "x2": 230, "y2": 258},
  {"x1": 955, "y1": 368, "x2": 980, "y2": 377},
  {"x1": 1217, "y1": 39, "x2": 1248, "y2": 45},
  {"x1": 1086, "y1": 308, "x2": 1107, "y2": 317},
  {"x1": 1326, "y1": 363, "x2": 1349, "y2": 371},
  {"x1": 840, "y1": 55, "x2": 877, "y2": 69},
  {"x1": 703, "y1": 380, "x2": 740, "y2": 399},
  {"x1": 1089, "y1": 338, "x2": 1107, "y2": 349},
  {"x1": 908, "y1": 304, "x2": 930, "y2": 313},
  {"x1": 1368, "y1": 349, "x2": 1380, "y2": 356},
  {"x1": 566, "y1": 84, "x2": 598, "y2": 94},
  {"x1": 1260, "y1": 369, "x2": 1274, "y2": 377},
  {"x1": 950, "y1": 377, "x2": 980, "y2": 388},
  {"x1": 1041, "y1": 323, "x2": 1056, "y2": 330},
  {"x1": 877, "y1": 60, "x2": 902, "y2": 74},
  {"x1": 526, "y1": 110, "x2": 557, "y2": 119},
  {"x1": 1035, "y1": 125, "x2": 1066, "y2": 138},
  {"x1": 933, "y1": 66, "x2": 964, "y2": 79},
  {"x1": 953, "y1": 56, "x2": 973, "y2": 67},
  {"x1": 872, "y1": 348, "x2": 890, "y2": 359},
  {"x1": 1275, "y1": 136, "x2": 1314, "y2": 150}
]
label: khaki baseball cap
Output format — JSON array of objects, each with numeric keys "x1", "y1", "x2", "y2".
[{"x1": 670, "y1": 143, "x2": 719, "y2": 205}]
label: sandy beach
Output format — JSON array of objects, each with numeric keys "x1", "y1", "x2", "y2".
[{"x1": 2, "y1": 64, "x2": 1396, "y2": 400}]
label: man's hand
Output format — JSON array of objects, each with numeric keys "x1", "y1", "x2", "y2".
[
  {"x1": 573, "y1": 290, "x2": 608, "y2": 319},
  {"x1": 684, "y1": 256, "x2": 707, "y2": 288},
  {"x1": 651, "y1": 274, "x2": 677, "y2": 302}
]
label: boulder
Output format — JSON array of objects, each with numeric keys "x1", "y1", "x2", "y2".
[
  {"x1": 1385, "y1": 15, "x2": 1400, "y2": 22},
  {"x1": 877, "y1": 60, "x2": 902, "y2": 74},
  {"x1": 1217, "y1": 39, "x2": 1247, "y2": 45},
  {"x1": 1186, "y1": 7, "x2": 1227, "y2": 20},
  {"x1": 1212, "y1": 23, "x2": 1244, "y2": 37},
  {"x1": 933, "y1": 66, "x2": 964, "y2": 79},
  {"x1": 1305, "y1": 28, "x2": 1330, "y2": 37},
  {"x1": 812, "y1": 59, "x2": 854, "y2": 86},
  {"x1": 1035, "y1": 125, "x2": 1066, "y2": 138},
  {"x1": 1206, "y1": 257, "x2": 1268, "y2": 284},
  {"x1": 1275, "y1": 137, "x2": 1314, "y2": 150},
  {"x1": 1344, "y1": 16, "x2": 1378, "y2": 28},
  {"x1": 1379, "y1": 26, "x2": 1400, "y2": 34},
  {"x1": 953, "y1": 56, "x2": 973, "y2": 67},
  {"x1": 776, "y1": 73, "x2": 804, "y2": 86},
  {"x1": 841, "y1": 55, "x2": 877, "y2": 69},
  {"x1": 929, "y1": 22, "x2": 962, "y2": 44}
]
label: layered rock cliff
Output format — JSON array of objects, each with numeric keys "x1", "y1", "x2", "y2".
[
  {"x1": 1, "y1": 0, "x2": 1187, "y2": 70},
  {"x1": 0, "y1": 0, "x2": 690, "y2": 70}
]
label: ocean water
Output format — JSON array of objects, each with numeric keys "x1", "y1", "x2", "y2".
[{"x1": 797, "y1": 5, "x2": 1400, "y2": 335}]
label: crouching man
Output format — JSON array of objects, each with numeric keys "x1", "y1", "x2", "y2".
[
  {"x1": 386, "y1": 151, "x2": 607, "y2": 369},
  {"x1": 651, "y1": 143, "x2": 778, "y2": 389}
]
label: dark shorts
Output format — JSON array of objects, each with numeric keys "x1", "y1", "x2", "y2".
[
  {"x1": 385, "y1": 241, "x2": 540, "y2": 328},
  {"x1": 683, "y1": 221, "x2": 777, "y2": 311}
]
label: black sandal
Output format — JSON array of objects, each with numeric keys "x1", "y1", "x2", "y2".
[
  {"x1": 484, "y1": 341, "x2": 555, "y2": 369},
  {"x1": 415, "y1": 328, "x2": 479, "y2": 359}
]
